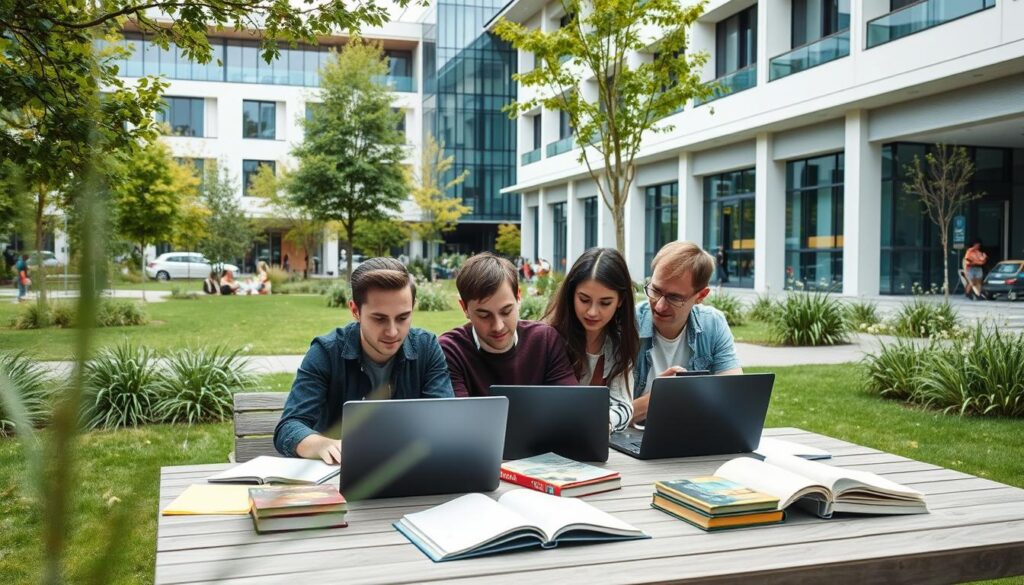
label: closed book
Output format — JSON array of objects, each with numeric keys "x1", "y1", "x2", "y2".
[
  {"x1": 655, "y1": 477, "x2": 779, "y2": 515},
  {"x1": 250, "y1": 485, "x2": 347, "y2": 519},
  {"x1": 500, "y1": 452, "x2": 620, "y2": 497},
  {"x1": 652, "y1": 493, "x2": 784, "y2": 531},
  {"x1": 252, "y1": 511, "x2": 348, "y2": 534}
]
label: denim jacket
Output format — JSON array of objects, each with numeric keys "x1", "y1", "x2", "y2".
[
  {"x1": 632, "y1": 301, "x2": 741, "y2": 398},
  {"x1": 274, "y1": 322, "x2": 454, "y2": 457}
]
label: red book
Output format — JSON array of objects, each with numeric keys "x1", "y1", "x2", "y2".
[{"x1": 500, "y1": 453, "x2": 620, "y2": 497}]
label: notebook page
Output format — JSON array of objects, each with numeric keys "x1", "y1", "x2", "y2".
[
  {"x1": 402, "y1": 493, "x2": 536, "y2": 557},
  {"x1": 499, "y1": 489, "x2": 639, "y2": 541}
]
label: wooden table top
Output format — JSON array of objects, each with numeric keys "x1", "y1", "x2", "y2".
[{"x1": 155, "y1": 427, "x2": 1024, "y2": 584}]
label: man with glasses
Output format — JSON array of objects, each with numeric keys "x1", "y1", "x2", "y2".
[{"x1": 630, "y1": 241, "x2": 742, "y2": 425}]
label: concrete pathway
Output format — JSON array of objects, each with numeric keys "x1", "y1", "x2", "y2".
[{"x1": 2, "y1": 289, "x2": 171, "y2": 302}]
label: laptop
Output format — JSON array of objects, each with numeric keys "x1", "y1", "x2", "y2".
[
  {"x1": 609, "y1": 373, "x2": 774, "y2": 460},
  {"x1": 340, "y1": 396, "x2": 508, "y2": 499},
  {"x1": 490, "y1": 385, "x2": 610, "y2": 462}
]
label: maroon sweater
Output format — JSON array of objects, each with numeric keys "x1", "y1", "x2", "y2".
[{"x1": 439, "y1": 321, "x2": 578, "y2": 397}]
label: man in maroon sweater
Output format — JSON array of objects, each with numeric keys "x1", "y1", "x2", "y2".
[{"x1": 440, "y1": 252, "x2": 577, "y2": 397}]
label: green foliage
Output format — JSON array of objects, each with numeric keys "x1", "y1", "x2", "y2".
[
  {"x1": 747, "y1": 293, "x2": 780, "y2": 323},
  {"x1": 170, "y1": 286, "x2": 201, "y2": 300},
  {"x1": 325, "y1": 284, "x2": 351, "y2": 308},
  {"x1": 519, "y1": 294, "x2": 551, "y2": 321},
  {"x1": 845, "y1": 300, "x2": 881, "y2": 330},
  {"x1": 864, "y1": 327, "x2": 1024, "y2": 417},
  {"x1": 410, "y1": 135, "x2": 471, "y2": 272},
  {"x1": 50, "y1": 302, "x2": 78, "y2": 327},
  {"x1": 889, "y1": 298, "x2": 962, "y2": 339},
  {"x1": 407, "y1": 258, "x2": 429, "y2": 282},
  {"x1": 96, "y1": 300, "x2": 150, "y2": 327},
  {"x1": 495, "y1": 223, "x2": 521, "y2": 258},
  {"x1": 10, "y1": 302, "x2": 53, "y2": 330},
  {"x1": 352, "y1": 217, "x2": 410, "y2": 257},
  {"x1": 266, "y1": 267, "x2": 289, "y2": 292},
  {"x1": 198, "y1": 165, "x2": 256, "y2": 266},
  {"x1": 154, "y1": 347, "x2": 255, "y2": 425},
  {"x1": 255, "y1": 164, "x2": 328, "y2": 279},
  {"x1": 82, "y1": 342, "x2": 162, "y2": 430},
  {"x1": 770, "y1": 292, "x2": 850, "y2": 346},
  {"x1": 535, "y1": 271, "x2": 564, "y2": 297},
  {"x1": 292, "y1": 42, "x2": 408, "y2": 278},
  {"x1": 416, "y1": 283, "x2": 452, "y2": 312},
  {"x1": 278, "y1": 279, "x2": 334, "y2": 295},
  {"x1": 11, "y1": 299, "x2": 147, "y2": 329},
  {"x1": 703, "y1": 292, "x2": 746, "y2": 326},
  {"x1": 0, "y1": 352, "x2": 52, "y2": 436}
]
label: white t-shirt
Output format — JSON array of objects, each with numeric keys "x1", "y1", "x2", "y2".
[{"x1": 642, "y1": 326, "x2": 691, "y2": 396}]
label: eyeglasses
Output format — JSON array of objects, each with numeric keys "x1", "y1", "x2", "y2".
[{"x1": 644, "y1": 282, "x2": 693, "y2": 308}]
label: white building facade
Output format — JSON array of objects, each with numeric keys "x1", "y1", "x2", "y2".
[{"x1": 495, "y1": 0, "x2": 1024, "y2": 295}]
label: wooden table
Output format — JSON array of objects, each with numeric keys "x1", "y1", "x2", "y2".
[{"x1": 155, "y1": 428, "x2": 1024, "y2": 584}]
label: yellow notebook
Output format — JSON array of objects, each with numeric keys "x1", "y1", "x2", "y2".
[{"x1": 162, "y1": 484, "x2": 253, "y2": 515}]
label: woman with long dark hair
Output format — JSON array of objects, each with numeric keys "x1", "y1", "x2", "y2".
[{"x1": 544, "y1": 247, "x2": 638, "y2": 432}]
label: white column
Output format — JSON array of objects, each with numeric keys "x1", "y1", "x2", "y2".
[
  {"x1": 623, "y1": 181, "x2": 646, "y2": 281},
  {"x1": 678, "y1": 152, "x2": 703, "y2": 245},
  {"x1": 409, "y1": 231, "x2": 423, "y2": 260},
  {"x1": 324, "y1": 228, "x2": 339, "y2": 277},
  {"x1": 843, "y1": 109, "x2": 882, "y2": 296},
  {"x1": 537, "y1": 188, "x2": 553, "y2": 264},
  {"x1": 754, "y1": 132, "x2": 786, "y2": 292},
  {"x1": 596, "y1": 189, "x2": 616, "y2": 250},
  {"x1": 566, "y1": 181, "x2": 585, "y2": 269}
]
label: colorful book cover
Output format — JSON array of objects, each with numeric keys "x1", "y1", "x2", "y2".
[
  {"x1": 656, "y1": 477, "x2": 779, "y2": 515},
  {"x1": 500, "y1": 453, "x2": 618, "y2": 496},
  {"x1": 249, "y1": 485, "x2": 347, "y2": 517}
]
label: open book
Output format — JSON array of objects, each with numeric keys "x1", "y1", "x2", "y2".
[
  {"x1": 207, "y1": 456, "x2": 340, "y2": 485},
  {"x1": 394, "y1": 489, "x2": 648, "y2": 561},
  {"x1": 715, "y1": 454, "x2": 928, "y2": 518}
]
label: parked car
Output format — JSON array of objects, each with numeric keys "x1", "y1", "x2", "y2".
[
  {"x1": 983, "y1": 260, "x2": 1024, "y2": 301},
  {"x1": 26, "y1": 251, "x2": 62, "y2": 269},
  {"x1": 146, "y1": 252, "x2": 239, "y2": 280}
]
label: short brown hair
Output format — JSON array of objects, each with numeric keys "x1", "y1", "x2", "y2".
[
  {"x1": 650, "y1": 241, "x2": 715, "y2": 290},
  {"x1": 350, "y1": 257, "x2": 417, "y2": 307},
  {"x1": 456, "y1": 252, "x2": 519, "y2": 304}
]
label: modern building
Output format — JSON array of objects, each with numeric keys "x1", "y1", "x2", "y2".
[{"x1": 493, "y1": 0, "x2": 1024, "y2": 295}]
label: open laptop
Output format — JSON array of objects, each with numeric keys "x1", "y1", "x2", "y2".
[
  {"x1": 490, "y1": 385, "x2": 610, "y2": 462},
  {"x1": 340, "y1": 396, "x2": 508, "y2": 499},
  {"x1": 610, "y1": 373, "x2": 774, "y2": 460}
]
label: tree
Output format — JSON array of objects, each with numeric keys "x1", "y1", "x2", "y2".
[
  {"x1": 353, "y1": 217, "x2": 411, "y2": 257},
  {"x1": 112, "y1": 140, "x2": 199, "y2": 298},
  {"x1": 198, "y1": 166, "x2": 256, "y2": 269},
  {"x1": 291, "y1": 41, "x2": 408, "y2": 279},
  {"x1": 251, "y1": 164, "x2": 328, "y2": 278},
  {"x1": 410, "y1": 134, "x2": 471, "y2": 280},
  {"x1": 494, "y1": 0, "x2": 712, "y2": 253},
  {"x1": 495, "y1": 223, "x2": 522, "y2": 258},
  {"x1": 904, "y1": 144, "x2": 984, "y2": 299}
]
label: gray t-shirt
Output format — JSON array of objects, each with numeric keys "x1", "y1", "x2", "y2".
[
  {"x1": 361, "y1": 356, "x2": 396, "y2": 400},
  {"x1": 642, "y1": 325, "x2": 692, "y2": 396}
]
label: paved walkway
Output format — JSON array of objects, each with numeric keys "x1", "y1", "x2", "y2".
[{"x1": 2, "y1": 289, "x2": 171, "y2": 302}]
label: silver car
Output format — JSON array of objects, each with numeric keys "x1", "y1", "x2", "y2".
[{"x1": 145, "y1": 252, "x2": 239, "y2": 280}]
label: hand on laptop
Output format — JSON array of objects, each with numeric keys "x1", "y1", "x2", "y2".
[{"x1": 296, "y1": 434, "x2": 342, "y2": 465}]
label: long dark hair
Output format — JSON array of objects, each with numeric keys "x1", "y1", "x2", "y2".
[{"x1": 543, "y1": 247, "x2": 639, "y2": 386}]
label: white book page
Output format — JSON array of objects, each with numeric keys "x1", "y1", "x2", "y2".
[
  {"x1": 403, "y1": 493, "x2": 537, "y2": 557},
  {"x1": 499, "y1": 489, "x2": 639, "y2": 541},
  {"x1": 716, "y1": 457, "x2": 830, "y2": 509},
  {"x1": 764, "y1": 454, "x2": 923, "y2": 499},
  {"x1": 207, "y1": 456, "x2": 338, "y2": 484}
]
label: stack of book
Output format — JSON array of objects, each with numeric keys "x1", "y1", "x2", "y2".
[
  {"x1": 249, "y1": 485, "x2": 348, "y2": 534},
  {"x1": 500, "y1": 452, "x2": 620, "y2": 497},
  {"x1": 651, "y1": 477, "x2": 784, "y2": 531}
]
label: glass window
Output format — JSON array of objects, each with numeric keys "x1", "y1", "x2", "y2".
[
  {"x1": 392, "y1": 108, "x2": 406, "y2": 135},
  {"x1": 584, "y1": 197, "x2": 598, "y2": 249},
  {"x1": 559, "y1": 110, "x2": 571, "y2": 139},
  {"x1": 157, "y1": 96, "x2": 204, "y2": 137},
  {"x1": 552, "y1": 202, "x2": 567, "y2": 272},
  {"x1": 532, "y1": 115, "x2": 542, "y2": 150},
  {"x1": 703, "y1": 169, "x2": 755, "y2": 288},
  {"x1": 644, "y1": 182, "x2": 678, "y2": 276},
  {"x1": 243, "y1": 100, "x2": 276, "y2": 139},
  {"x1": 785, "y1": 152, "x2": 844, "y2": 290},
  {"x1": 716, "y1": 5, "x2": 757, "y2": 78},
  {"x1": 243, "y1": 160, "x2": 275, "y2": 196},
  {"x1": 792, "y1": 0, "x2": 850, "y2": 47}
]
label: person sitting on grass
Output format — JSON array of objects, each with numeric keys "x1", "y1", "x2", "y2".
[
  {"x1": 203, "y1": 270, "x2": 221, "y2": 295},
  {"x1": 274, "y1": 258, "x2": 454, "y2": 463},
  {"x1": 219, "y1": 269, "x2": 241, "y2": 295},
  {"x1": 543, "y1": 247, "x2": 637, "y2": 433}
]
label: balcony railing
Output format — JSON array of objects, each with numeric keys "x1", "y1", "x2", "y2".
[
  {"x1": 867, "y1": 0, "x2": 995, "y2": 49},
  {"x1": 372, "y1": 75, "x2": 416, "y2": 92},
  {"x1": 769, "y1": 29, "x2": 850, "y2": 81},
  {"x1": 546, "y1": 136, "x2": 574, "y2": 157},
  {"x1": 695, "y1": 64, "x2": 757, "y2": 106},
  {"x1": 521, "y1": 148, "x2": 542, "y2": 166}
]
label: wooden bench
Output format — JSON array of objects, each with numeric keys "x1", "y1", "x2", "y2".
[{"x1": 231, "y1": 392, "x2": 286, "y2": 462}]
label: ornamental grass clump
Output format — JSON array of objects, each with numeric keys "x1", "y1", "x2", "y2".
[
  {"x1": 845, "y1": 300, "x2": 881, "y2": 330},
  {"x1": 889, "y1": 298, "x2": 962, "y2": 339},
  {"x1": 747, "y1": 293, "x2": 779, "y2": 323},
  {"x1": 0, "y1": 352, "x2": 53, "y2": 436},
  {"x1": 519, "y1": 294, "x2": 551, "y2": 321},
  {"x1": 703, "y1": 292, "x2": 746, "y2": 327},
  {"x1": 415, "y1": 283, "x2": 452, "y2": 311},
  {"x1": 325, "y1": 284, "x2": 350, "y2": 308},
  {"x1": 770, "y1": 291, "x2": 849, "y2": 346},
  {"x1": 82, "y1": 342, "x2": 160, "y2": 430},
  {"x1": 153, "y1": 346, "x2": 255, "y2": 425}
]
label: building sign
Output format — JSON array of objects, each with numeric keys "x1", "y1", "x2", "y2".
[{"x1": 952, "y1": 215, "x2": 966, "y2": 250}]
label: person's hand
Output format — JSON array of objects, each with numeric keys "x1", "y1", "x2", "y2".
[
  {"x1": 296, "y1": 434, "x2": 342, "y2": 465},
  {"x1": 630, "y1": 394, "x2": 650, "y2": 427},
  {"x1": 658, "y1": 366, "x2": 685, "y2": 377}
]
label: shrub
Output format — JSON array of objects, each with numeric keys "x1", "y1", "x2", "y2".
[
  {"x1": 95, "y1": 299, "x2": 149, "y2": 327},
  {"x1": 889, "y1": 298, "x2": 962, "y2": 339},
  {"x1": 11, "y1": 301, "x2": 53, "y2": 329},
  {"x1": 845, "y1": 300, "x2": 880, "y2": 330},
  {"x1": 770, "y1": 291, "x2": 849, "y2": 346},
  {"x1": 535, "y1": 271, "x2": 564, "y2": 298},
  {"x1": 50, "y1": 301, "x2": 76, "y2": 327},
  {"x1": 278, "y1": 279, "x2": 333, "y2": 295},
  {"x1": 747, "y1": 293, "x2": 779, "y2": 323},
  {"x1": 704, "y1": 292, "x2": 746, "y2": 326},
  {"x1": 864, "y1": 326, "x2": 1024, "y2": 417},
  {"x1": 0, "y1": 352, "x2": 53, "y2": 436},
  {"x1": 170, "y1": 286, "x2": 201, "y2": 300},
  {"x1": 416, "y1": 283, "x2": 452, "y2": 311},
  {"x1": 519, "y1": 294, "x2": 551, "y2": 321},
  {"x1": 267, "y1": 267, "x2": 288, "y2": 292},
  {"x1": 81, "y1": 342, "x2": 161, "y2": 430},
  {"x1": 154, "y1": 346, "x2": 255, "y2": 425},
  {"x1": 407, "y1": 258, "x2": 428, "y2": 282},
  {"x1": 325, "y1": 284, "x2": 350, "y2": 308}
]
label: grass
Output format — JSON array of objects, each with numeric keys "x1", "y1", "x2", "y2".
[
  {"x1": 729, "y1": 320, "x2": 774, "y2": 345},
  {"x1": 2, "y1": 364, "x2": 1022, "y2": 583}
]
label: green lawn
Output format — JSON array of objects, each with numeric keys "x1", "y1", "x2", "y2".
[{"x1": 2, "y1": 364, "x2": 1021, "y2": 583}]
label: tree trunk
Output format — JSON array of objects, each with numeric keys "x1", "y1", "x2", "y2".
[
  {"x1": 139, "y1": 240, "x2": 147, "y2": 302},
  {"x1": 345, "y1": 223, "x2": 354, "y2": 282},
  {"x1": 427, "y1": 235, "x2": 436, "y2": 283},
  {"x1": 940, "y1": 230, "x2": 950, "y2": 301},
  {"x1": 33, "y1": 189, "x2": 48, "y2": 317}
]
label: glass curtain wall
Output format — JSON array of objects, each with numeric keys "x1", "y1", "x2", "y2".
[
  {"x1": 157, "y1": 97, "x2": 204, "y2": 137},
  {"x1": 644, "y1": 182, "x2": 679, "y2": 277},
  {"x1": 552, "y1": 202, "x2": 567, "y2": 272},
  {"x1": 584, "y1": 197, "x2": 598, "y2": 249},
  {"x1": 704, "y1": 169, "x2": 756, "y2": 288},
  {"x1": 785, "y1": 153, "x2": 844, "y2": 290}
]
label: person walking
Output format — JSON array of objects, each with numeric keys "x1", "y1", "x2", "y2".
[
  {"x1": 963, "y1": 239, "x2": 988, "y2": 300},
  {"x1": 15, "y1": 253, "x2": 31, "y2": 302}
]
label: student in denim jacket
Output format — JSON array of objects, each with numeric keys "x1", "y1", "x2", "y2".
[
  {"x1": 631, "y1": 242, "x2": 742, "y2": 426},
  {"x1": 274, "y1": 258, "x2": 453, "y2": 463}
]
